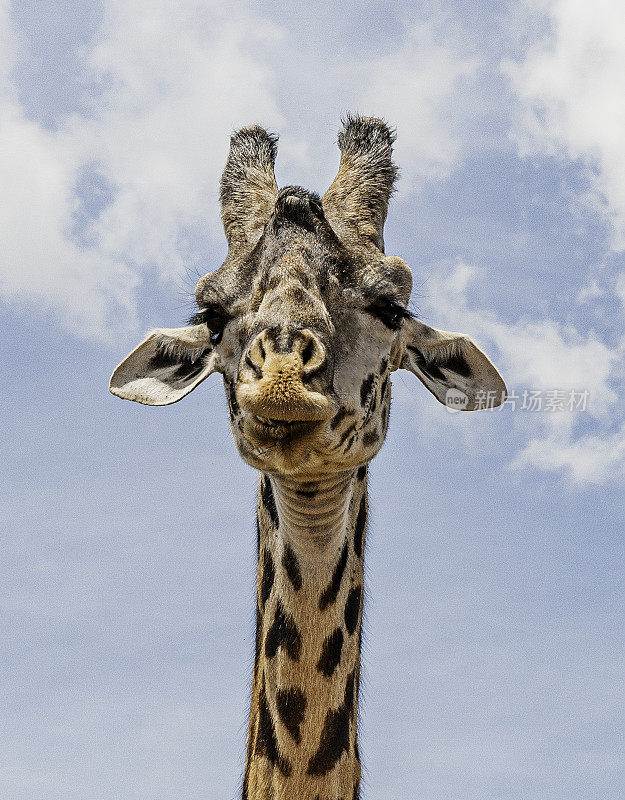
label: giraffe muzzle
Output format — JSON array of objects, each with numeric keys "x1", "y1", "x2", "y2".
[{"x1": 237, "y1": 328, "x2": 336, "y2": 423}]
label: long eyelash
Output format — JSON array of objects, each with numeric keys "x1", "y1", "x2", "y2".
[
  {"x1": 387, "y1": 300, "x2": 415, "y2": 320},
  {"x1": 187, "y1": 306, "x2": 228, "y2": 328},
  {"x1": 188, "y1": 310, "x2": 209, "y2": 326},
  {"x1": 367, "y1": 298, "x2": 415, "y2": 330}
]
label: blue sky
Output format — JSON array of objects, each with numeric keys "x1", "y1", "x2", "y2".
[{"x1": 2, "y1": 1, "x2": 625, "y2": 798}]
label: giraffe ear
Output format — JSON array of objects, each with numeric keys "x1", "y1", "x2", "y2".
[
  {"x1": 399, "y1": 318, "x2": 506, "y2": 411},
  {"x1": 109, "y1": 326, "x2": 220, "y2": 406}
]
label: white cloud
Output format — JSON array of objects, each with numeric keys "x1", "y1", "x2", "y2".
[
  {"x1": 357, "y1": 19, "x2": 478, "y2": 195},
  {"x1": 0, "y1": 4, "x2": 138, "y2": 340},
  {"x1": 0, "y1": 1, "x2": 286, "y2": 340},
  {"x1": 422, "y1": 261, "x2": 625, "y2": 484},
  {"x1": 501, "y1": 0, "x2": 625, "y2": 480},
  {"x1": 576, "y1": 279, "x2": 604, "y2": 305},
  {"x1": 74, "y1": 1, "x2": 286, "y2": 279},
  {"x1": 513, "y1": 425, "x2": 625, "y2": 484},
  {"x1": 505, "y1": 0, "x2": 625, "y2": 250},
  {"x1": 0, "y1": 104, "x2": 141, "y2": 340}
]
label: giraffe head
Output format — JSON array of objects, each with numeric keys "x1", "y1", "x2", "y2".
[{"x1": 110, "y1": 117, "x2": 506, "y2": 476}]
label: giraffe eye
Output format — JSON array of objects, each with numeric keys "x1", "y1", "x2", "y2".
[
  {"x1": 188, "y1": 305, "x2": 228, "y2": 345},
  {"x1": 366, "y1": 298, "x2": 413, "y2": 330}
]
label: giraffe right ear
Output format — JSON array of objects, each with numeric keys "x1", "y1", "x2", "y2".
[
  {"x1": 109, "y1": 326, "x2": 220, "y2": 406},
  {"x1": 398, "y1": 318, "x2": 506, "y2": 411}
]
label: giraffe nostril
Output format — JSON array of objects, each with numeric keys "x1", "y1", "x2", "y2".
[
  {"x1": 301, "y1": 339, "x2": 315, "y2": 366},
  {"x1": 246, "y1": 353, "x2": 262, "y2": 378},
  {"x1": 298, "y1": 330, "x2": 326, "y2": 377}
]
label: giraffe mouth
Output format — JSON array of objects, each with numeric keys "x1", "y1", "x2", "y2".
[{"x1": 248, "y1": 414, "x2": 321, "y2": 440}]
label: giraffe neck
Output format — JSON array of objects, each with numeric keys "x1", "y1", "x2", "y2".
[{"x1": 243, "y1": 466, "x2": 368, "y2": 800}]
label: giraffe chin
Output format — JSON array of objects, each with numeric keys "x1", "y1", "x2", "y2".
[{"x1": 237, "y1": 413, "x2": 329, "y2": 475}]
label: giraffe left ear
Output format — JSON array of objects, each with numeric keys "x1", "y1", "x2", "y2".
[
  {"x1": 398, "y1": 318, "x2": 507, "y2": 411},
  {"x1": 109, "y1": 326, "x2": 220, "y2": 406}
]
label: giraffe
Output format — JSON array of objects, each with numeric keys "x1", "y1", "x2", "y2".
[{"x1": 110, "y1": 116, "x2": 506, "y2": 800}]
